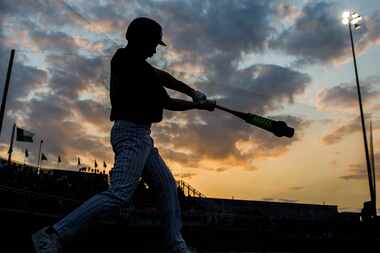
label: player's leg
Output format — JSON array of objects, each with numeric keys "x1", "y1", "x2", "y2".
[
  {"x1": 33, "y1": 121, "x2": 153, "y2": 251},
  {"x1": 142, "y1": 146, "x2": 190, "y2": 253}
]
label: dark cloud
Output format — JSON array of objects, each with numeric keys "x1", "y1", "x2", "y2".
[
  {"x1": 322, "y1": 117, "x2": 379, "y2": 145},
  {"x1": 0, "y1": 48, "x2": 111, "y2": 167},
  {"x1": 1, "y1": 0, "x2": 81, "y2": 30},
  {"x1": 317, "y1": 77, "x2": 380, "y2": 111},
  {"x1": 220, "y1": 64, "x2": 310, "y2": 114},
  {"x1": 367, "y1": 9, "x2": 380, "y2": 43},
  {"x1": 173, "y1": 172, "x2": 197, "y2": 179},
  {"x1": 153, "y1": 62, "x2": 311, "y2": 167},
  {"x1": 138, "y1": 0, "x2": 311, "y2": 166},
  {"x1": 261, "y1": 198, "x2": 299, "y2": 203},
  {"x1": 45, "y1": 53, "x2": 109, "y2": 98},
  {"x1": 0, "y1": 1, "x2": 112, "y2": 167},
  {"x1": 0, "y1": 0, "x2": 44, "y2": 18},
  {"x1": 142, "y1": 4, "x2": 312, "y2": 167},
  {"x1": 0, "y1": 47, "x2": 48, "y2": 106},
  {"x1": 340, "y1": 153, "x2": 380, "y2": 180},
  {"x1": 0, "y1": 0, "x2": 312, "y2": 173},
  {"x1": 214, "y1": 167, "x2": 228, "y2": 173},
  {"x1": 74, "y1": 99, "x2": 111, "y2": 132},
  {"x1": 157, "y1": 147, "x2": 200, "y2": 168},
  {"x1": 322, "y1": 117, "x2": 360, "y2": 145},
  {"x1": 147, "y1": 0, "x2": 275, "y2": 53},
  {"x1": 273, "y1": 3, "x2": 301, "y2": 19},
  {"x1": 0, "y1": 47, "x2": 48, "y2": 159},
  {"x1": 270, "y1": 1, "x2": 380, "y2": 65},
  {"x1": 155, "y1": 111, "x2": 308, "y2": 168},
  {"x1": 12, "y1": 95, "x2": 112, "y2": 168},
  {"x1": 289, "y1": 186, "x2": 305, "y2": 191},
  {"x1": 278, "y1": 198, "x2": 298, "y2": 203},
  {"x1": 27, "y1": 30, "x2": 79, "y2": 53},
  {"x1": 136, "y1": 0, "x2": 279, "y2": 87},
  {"x1": 68, "y1": 0, "x2": 136, "y2": 33}
]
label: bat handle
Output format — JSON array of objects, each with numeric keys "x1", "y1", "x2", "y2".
[{"x1": 215, "y1": 104, "x2": 248, "y2": 118}]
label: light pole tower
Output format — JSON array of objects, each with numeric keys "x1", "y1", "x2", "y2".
[{"x1": 342, "y1": 11, "x2": 376, "y2": 218}]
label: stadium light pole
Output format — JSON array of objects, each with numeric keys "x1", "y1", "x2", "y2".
[{"x1": 342, "y1": 11, "x2": 376, "y2": 217}]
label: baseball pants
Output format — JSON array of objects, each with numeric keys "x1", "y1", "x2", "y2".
[{"x1": 52, "y1": 120, "x2": 188, "y2": 252}]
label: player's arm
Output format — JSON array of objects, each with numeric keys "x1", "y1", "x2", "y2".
[
  {"x1": 154, "y1": 67, "x2": 207, "y2": 102},
  {"x1": 164, "y1": 97, "x2": 215, "y2": 112}
]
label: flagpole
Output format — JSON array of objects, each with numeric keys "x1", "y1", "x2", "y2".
[
  {"x1": 7, "y1": 123, "x2": 16, "y2": 165},
  {"x1": 77, "y1": 156, "x2": 80, "y2": 170},
  {"x1": 369, "y1": 120, "x2": 376, "y2": 214},
  {"x1": 0, "y1": 49, "x2": 15, "y2": 137},
  {"x1": 37, "y1": 140, "x2": 43, "y2": 172}
]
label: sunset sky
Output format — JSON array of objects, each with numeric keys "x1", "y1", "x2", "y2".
[{"x1": 1, "y1": 0, "x2": 379, "y2": 212}]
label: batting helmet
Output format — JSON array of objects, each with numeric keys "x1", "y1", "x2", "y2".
[{"x1": 126, "y1": 17, "x2": 166, "y2": 46}]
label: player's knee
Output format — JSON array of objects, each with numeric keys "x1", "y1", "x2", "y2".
[{"x1": 106, "y1": 187, "x2": 132, "y2": 205}]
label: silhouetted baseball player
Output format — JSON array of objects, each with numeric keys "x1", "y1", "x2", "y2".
[{"x1": 32, "y1": 17, "x2": 215, "y2": 253}]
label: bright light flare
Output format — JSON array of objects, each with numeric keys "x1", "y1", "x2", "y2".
[
  {"x1": 342, "y1": 18, "x2": 349, "y2": 25},
  {"x1": 352, "y1": 12, "x2": 359, "y2": 19},
  {"x1": 342, "y1": 11, "x2": 350, "y2": 19},
  {"x1": 351, "y1": 16, "x2": 362, "y2": 24}
]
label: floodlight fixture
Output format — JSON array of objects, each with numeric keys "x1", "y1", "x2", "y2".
[
  {"x1": 351, "y1": 16, "x2": 362, "y2": 25},
  {"x1": 341, "y1": 10, "x2": 362, "y2": 29}
]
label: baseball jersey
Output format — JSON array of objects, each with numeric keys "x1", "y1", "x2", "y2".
[{"x1": 109, "y1": 47, "x2": 170, "y2": 123}]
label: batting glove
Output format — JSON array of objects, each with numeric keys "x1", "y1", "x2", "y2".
[{"x1": 191, "y1": 90, "x2": 207, "y2": 103}]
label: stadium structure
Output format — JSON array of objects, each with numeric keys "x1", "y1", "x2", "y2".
[{"x1": 0, "y1": 158, "x2": 378, "y2": 252}]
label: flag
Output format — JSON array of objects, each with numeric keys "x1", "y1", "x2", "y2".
[
  {"x1": 16, "y1": 127, "x2": 34, "y2": 142},
  {"x1": 77, "y1": 157, "x2": 81, "y2": 166},
  {"x1": 103, "y1": 161, "x2": 107, "y2": 168},
  {"x1": 41, "y1": 153, "x2": 48, "y2": 161},
  {"x1": 58, "y1": 155, "x2": 62, "y2": 163},
  {"x1": 25, "y1": 149, "x2": 29, "y2": 158},
  {"x1": 94, "y1": 160, "x2": 98, "y2": 168}
]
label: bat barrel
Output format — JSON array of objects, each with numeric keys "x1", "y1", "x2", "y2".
[
  {"x1": 216, "y1": 104, "x2": 294, "y2": 138},
  {"x1": 245, "y1": 114, "x2": 294, "y2": 138},
  {"x1": 271, "y1": 120, "x2": 295, "y2": 138}
]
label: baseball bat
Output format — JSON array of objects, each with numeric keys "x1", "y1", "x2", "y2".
[{"x1": 215, "y1": 104, "x2": 294, "y2": 138}]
